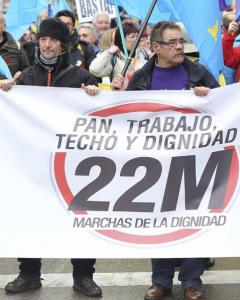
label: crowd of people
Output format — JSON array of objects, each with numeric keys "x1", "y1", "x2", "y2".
[{"x1": 0, "y1": 5, "x2": 239, "y2": 300}]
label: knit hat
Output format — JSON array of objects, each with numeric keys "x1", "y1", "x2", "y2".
[{"x1": 38, "y1": 18, "x2": 70, "y2": 44}]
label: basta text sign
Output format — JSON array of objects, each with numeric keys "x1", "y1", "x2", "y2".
[{"x1": 76, "y1": 0, "x2": 116, "y2": 23}]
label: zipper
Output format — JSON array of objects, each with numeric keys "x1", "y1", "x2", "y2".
[{"x1": 47, "y1": 70, "x2": 52, "y2": 87}]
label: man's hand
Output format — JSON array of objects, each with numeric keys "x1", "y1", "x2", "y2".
[
  {"x1": 0, "y1": 80, "x2": 15, "y2": 92},
  {"x1": 192, "y1": 86, "x2": 210, "y2": 97},
  {"x1": 228, "y1": 20, "x2": 240, "y2": 34},
  {"x1": 13, "y1": 71, "x2": 22, "y2": 81},
  {"x1": 111, "y1": 74, "x2": 125, "y2": 91},
  {"x1": 81, "y1": 84, "x2": 99, "y2": 96}
]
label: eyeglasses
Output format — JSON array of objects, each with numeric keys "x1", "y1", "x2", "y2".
[{"x1": 156, "y1": 38, "x2": 186, "y2": 47}]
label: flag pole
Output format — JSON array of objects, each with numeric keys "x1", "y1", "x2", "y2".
[
  {"x1": 114, "y1": 0, "x2": 129, "y2": 58},
  {"x1": 121, "y1": 0, "x2": 158, "y2": 77},
  {"x1": 48, "y1": 0, "x2": 52, "y2": 18}
]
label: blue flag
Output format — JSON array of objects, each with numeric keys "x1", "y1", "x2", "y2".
[
  {"x1": 6, "y1": 0, "x2": 46, "y2": 41},
  {"x1": 156, "y1": 0, "x2": 223, "y2": 79},
  {"x1": 106, "y1": 0, "x2": 178, "y2": 23},
  {"x1": 236, "y1": 0, "x2": 240, "y2": 20},
  {"x1": 52, "y1": 0, "x2": 70, "y2": 16},
  {"x1": 48, "y1": 0, "x2": 71, "y2": 18},
  {"x1": 0, "y1": 55, "x2": 13, "y2": 80},
  {"x1": 106, "y1": 0, "x2": 223, "y2": 79},
  {"x1": 107, "y1": 0, "x2": 223, "y2": 79}
]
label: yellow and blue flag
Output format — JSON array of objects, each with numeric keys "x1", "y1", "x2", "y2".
[
  {"x1": 156, "y1": 0, "x2": 223, "y2": 80},
  {"x1": 107, "y1": 0, "x2": 223, "y2": 79}
]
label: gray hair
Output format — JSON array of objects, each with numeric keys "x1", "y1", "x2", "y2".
[
  {"x1": 77, "y1": 22, "x2": 98, "y2": 39},
  {"x1": 92, "y1": 12, "x2": 110, "y2": 24},
  {"x1": 150, "y1": 21, "x2": 181, "y2": 44}
]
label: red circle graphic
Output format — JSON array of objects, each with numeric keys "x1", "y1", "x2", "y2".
[{"x1": 53, "y1": 102, "x2": 239, "y2": 244}]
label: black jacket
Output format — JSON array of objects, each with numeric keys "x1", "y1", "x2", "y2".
[
  {"x1": 16, "y1": 50, "x2": 97, "y2": 87},
  {"x1": 127, "y1": 54, "x2": 219, "y2": 91},
  {"x1": 0, "y1": 31, "x2": 29, "y2": 79},
  {"x1": 20, "y1": 41, "x2": 36, "y2": 66}
]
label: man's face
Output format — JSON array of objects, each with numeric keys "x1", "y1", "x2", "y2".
[
  {"x1": 94, "y1": 15, "x2": 110, "y2": 37},
  {"x1": 78, "y1": 28, "x2": 96, "y2": 44},
  {"x1": 152, "y1": 28, "x2": 185, "y2": 67},
  {"x1": 39, "y1": 36, "x2": 62, "y2": 60},
  {"x1": 59, "y1": 16, "x2": 74, "y2": 35}
]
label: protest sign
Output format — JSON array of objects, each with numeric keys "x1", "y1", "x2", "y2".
[
  {"x1": 76, "y1": 0, "x2": 116, "y2": 23},
  {"x1": 0, "y1": 84, "x2": 239, "y2": 257}
]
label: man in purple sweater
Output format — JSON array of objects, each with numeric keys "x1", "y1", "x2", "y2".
[{"x1": 112, "y1": 21, "x2": 219, "y2": 300}]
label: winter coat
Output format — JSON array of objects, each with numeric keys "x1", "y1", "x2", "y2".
[
  {"x1": 16, "y1": 49, "x2": 97, "y2": 88},
  {"x1": 0, "y1": 31, "x2": 29, "y2": 79},
  {"x1": 89, "y1": 48, "x2": 149, "y2": 80},
  {"x1": 127, "y1": 54, "x2": 219, "y2": 91},
  {"x1": 222, "y1": 31, "x2": 240, "y2": 82}
]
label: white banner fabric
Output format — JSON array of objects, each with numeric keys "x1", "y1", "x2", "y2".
[
  {"x1": 76, "y1": 0, "x2": 116, "y2": 23},
  {"x1": 0, "y1": 84, "x2": 240, "y2": 258}
]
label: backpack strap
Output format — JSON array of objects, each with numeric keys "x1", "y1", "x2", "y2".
[{"x1": 51, "y1": 64, "x2": 74, "y2": 86}]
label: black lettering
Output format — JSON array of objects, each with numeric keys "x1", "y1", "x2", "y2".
[{"x1": 161, "y1": 149, "x2": 233, "y2": 211}]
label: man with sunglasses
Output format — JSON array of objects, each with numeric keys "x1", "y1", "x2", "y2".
[{"x1": 112, "y1": 21, "x2": 219, "y2": 300}]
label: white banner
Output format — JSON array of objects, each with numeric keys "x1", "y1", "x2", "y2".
[
  {"x1": 0, "y1": 84, "x2": 240, "y2": 258},
  {"x1": 76, "y1": 0, "x2": 116, "y2": 23}
]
